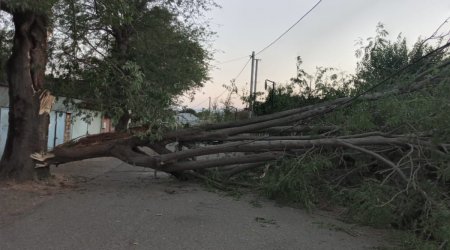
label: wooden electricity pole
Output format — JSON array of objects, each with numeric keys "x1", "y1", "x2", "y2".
[
  {"x1": 253, "y1": 59, "x2": 260, "y2": 112},
  {"x1": 249, "y1": 51, "x2": 255, "y2": 117}
]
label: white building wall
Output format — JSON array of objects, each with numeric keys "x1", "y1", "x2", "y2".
[
  {"x1": 0, "y1": 86, "x2": 105, "y2": 156},
  {"x1": 0, "y1": 108, "x2": 9, "y2": 158},
  {"x1": 71, "y1": 110, "x2": 102, "y2": 139}
]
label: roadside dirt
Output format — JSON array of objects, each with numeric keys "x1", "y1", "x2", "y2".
[{"x1": 0, "y1": 174, "x2": 77, "y2": 225}]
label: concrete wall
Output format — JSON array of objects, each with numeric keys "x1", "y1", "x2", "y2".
[
  {"x1": 0, "y1": 108, "x2": 8, "y2": 158},
  {"x1": 47, "y1": 111, "x2": 66, "y2": 150},
  {"x1": 70, "y1": 111, "x2": 102, "y2": 139}
]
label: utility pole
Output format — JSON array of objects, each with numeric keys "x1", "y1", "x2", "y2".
[
  {"x1": 249, "y1": 51, "x2": 255, "y2": 117},
  {"x1": 208, "y1": 96, "x2": 211, "y2": 112},
  {"x1": 253, "y1": 59, "x2": 261, "y2": 112}
]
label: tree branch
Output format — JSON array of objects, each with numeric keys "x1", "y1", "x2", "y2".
[
  {"x1": 158, "y1": 136, "x2": 417, "y2": 163},
  {"x1": 163, "y1": 152, "x2": 284, "y2": 172},
  {"x1": 165, "y1": 76, "x2": 445, "y2": 143},
  {"x1": 338, "y1": 141, "x2": 409, "y2": 183}
]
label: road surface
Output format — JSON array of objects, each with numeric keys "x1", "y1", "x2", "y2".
[{"x1": 0, "y1": 158, "x2": 388, "y2": 249}]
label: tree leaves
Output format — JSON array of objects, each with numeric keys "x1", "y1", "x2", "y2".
[{"x1": 48, "y1": 0, "x2": 213, "y2": 127}]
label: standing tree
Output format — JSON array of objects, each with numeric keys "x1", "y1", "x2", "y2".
[
  {"x1": 0, "y1": 0, "x2": 215, "y2": 179},
  {"x1": 49, "y1": 0, "x2": 214, "y2": 131},
  {"x1": 0, "y1": 1, "x2": 55, "y2": 180}
]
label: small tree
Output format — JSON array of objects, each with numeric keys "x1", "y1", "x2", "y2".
[
  {"x1": 354, "y1": 23, "x2": 445, "y2": 90},
  {"x1": 254, "y1": 57, "x2": 351, "y2": 116}
]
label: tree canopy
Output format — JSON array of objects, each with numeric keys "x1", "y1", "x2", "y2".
[
  {"x1": 0, "y1": 17, "x2": 12, "y2": 83},
  {"x1": 0, "y1": 0, "x2": 216, "y2": 179},
  {"x1": 48, "y1": 0, "x2": 214, "y2": 129},
  {"x1": 246, "y1": 25, "x2": 450, "y2": 246}
]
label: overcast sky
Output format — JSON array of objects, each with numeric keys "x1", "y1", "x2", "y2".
[{"x1": 183, "y1": 0, "x2": 450, "y2": 110}]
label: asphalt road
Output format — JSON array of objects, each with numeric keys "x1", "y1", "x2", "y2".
[{"x1": 0, "y1": 158, "x2": 388, "y2": 250}]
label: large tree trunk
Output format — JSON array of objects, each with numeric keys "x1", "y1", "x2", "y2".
[
  {"x1": 115, "y1": 110, "x2": 131, "y2": 131},
  {"x1": 0, "y1": 9, "x2": 49, "y2": 180},
  {"x1": 110, "y1": 24, "x2": 133, "y2": 132}
]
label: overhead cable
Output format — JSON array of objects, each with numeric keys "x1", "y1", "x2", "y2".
[{"x1": 256, "y1": 0, "x2": 323, "y2": 55}]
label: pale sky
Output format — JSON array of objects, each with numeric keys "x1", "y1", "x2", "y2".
[{"x1": 183, "y1": 0, "x2": 450, "y2": 110}]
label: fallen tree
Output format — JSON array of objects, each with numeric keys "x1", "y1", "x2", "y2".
[
  {"x1": 30, "y1": 27, "x2": 450, "y2": 247},
  {"x1": 31, "y1": 61, "x2": 450, "y2": 182}
]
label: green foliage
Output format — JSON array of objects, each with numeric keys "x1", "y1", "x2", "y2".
[
  {"x1": 291, "y1": 57, "x2": 353, "y2": 99},
  {"x1": 390, "y1": 232, "x2": 441, "y2": 250},
  {"x1": 2, "y1": 0, "x2": 57, "y2": 13},
  {"x1": 328, "y1": 102, "x2": 378, "y2": 133},
  {"x1": 253, "y1": 24, "x2": 450, "y2": 247},
  {"x1": 336, "y1": 182, "x2": 450, "y2": 248},
  {"x1": 181, "y1": 107, "x2": 197, "y2": 115},
  {"x1": 48, "y1": 0, "x2": 213, "y2": 128},
  {"x1": 197, "y1": 109, "x2": 237, "y2": 123},
  {"x1": 0, "y1": 14, "x2": 12, "y2": 83},
  {"x1": 355, "y1": 23, "x2": 445, "y2": 91},
  {"x1": 338, "y1": 182, "x2": 405, "y2": 228},
  {"x1": 254, "y1": 57, "x2": 352, "y2": 116},
  {"x1": 254, "y1": 85, "x2": 303, "y2": 115},
  {"x1": 262, "y1": 155, "x2": 333, "y2": 209}
]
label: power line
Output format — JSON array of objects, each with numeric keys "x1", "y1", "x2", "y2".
[
  {"x1": 216, "y1": 56, "x2": 252, "y2": 101},
  {"x1": 198, "y1": 0, "x2": 325, "y2": 110},
  {"x1": 256, "y1": 0, "x2": 323, "y2": 55},
  {"x1": 214, "y1": 0, "x2": 322, "y2": 110},
  {"x1": 216, "y1": 55, "x2": 249, "y2": 65},
  {"x1": 212, "y1": 0, "x2": 323, "y2": 66},
  {"x1": 192, "y1": 98, "x2": 210, "y2": 109},
  {"x1": 232, "y1": 57, "x2": 252, "y2": 81},
  {"x1": 214, "y1": 0, "x2": 323, "y2": 63},
  {"x1": 193, "y1": 57, "x2": 252, "y2": 108}
]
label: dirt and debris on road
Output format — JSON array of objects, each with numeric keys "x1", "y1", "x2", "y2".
[
  {"x1": 0, "y1": 173, "x2": 78, "y2": 226},
  {"x1": 0, "y1": 158, "x2": 390, "y2": 250}
]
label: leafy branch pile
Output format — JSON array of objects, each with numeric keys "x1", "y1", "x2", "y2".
[{"x1": 253, "y1": 26, "x2": 450, "y2": 248}]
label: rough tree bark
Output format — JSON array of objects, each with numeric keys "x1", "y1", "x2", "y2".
[
  {"x1": 107, "y1": 1, "x2": 147, "y2": 131},
  {"x1": 110, "y1": 24, "x2": 134, "y2": 131},
  {"x1": 0, "y1": 3, "x2": 50, "y2": 180}
]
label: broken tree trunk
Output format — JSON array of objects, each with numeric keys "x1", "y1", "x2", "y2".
[{"x1": 0, "y1": 4, "x2": 51, "y2": 180}]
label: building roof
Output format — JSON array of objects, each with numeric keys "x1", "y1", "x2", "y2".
[
  {"x1": 176, "y1": 112, "x2": 200, "y2": 126},
  {"x1": 0, "y1": 85, "x2": 84, "y2": 112}
]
